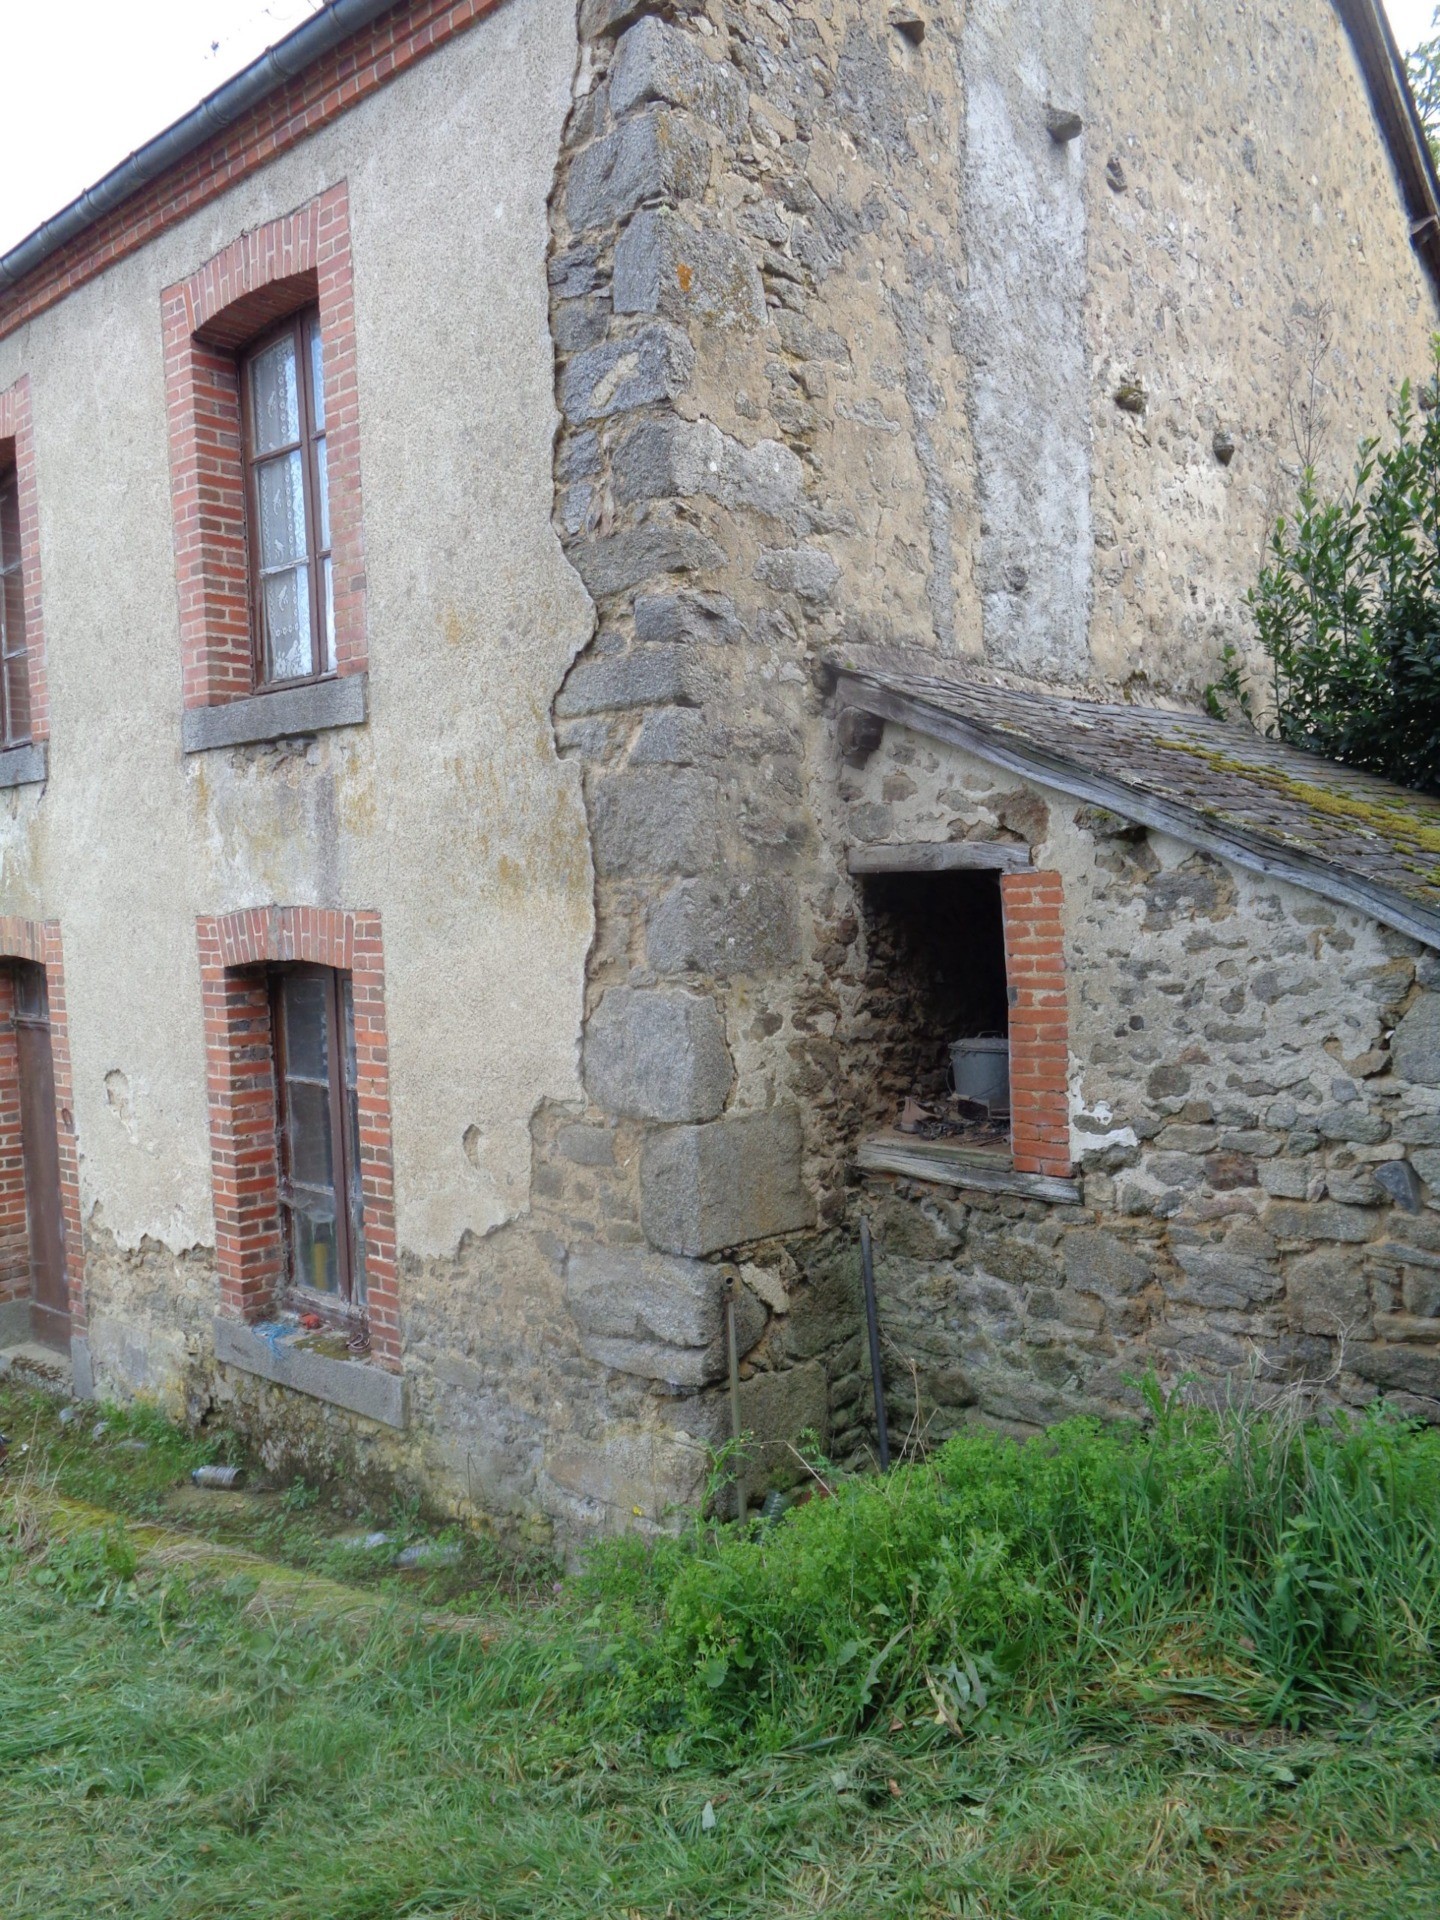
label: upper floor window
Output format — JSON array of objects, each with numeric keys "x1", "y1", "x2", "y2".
[
  {"x1": 0, "y1": 464, "x2": 32, "y2": 748},
  {"x1": 165, "y1": 185, "x2": 367, "y2": 747},
  {"x1": 243, "y1": 312, "x2": 333, "y2": 688}
]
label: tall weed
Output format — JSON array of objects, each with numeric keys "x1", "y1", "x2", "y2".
[{"x1": 586, "y1": 1399, "x2": 1440, "y2": 1749}]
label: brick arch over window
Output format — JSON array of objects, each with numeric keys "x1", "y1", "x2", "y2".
[
  {"x1": 0, "y1": 916, "x2": 84, "y2": 1333},
  {"x1": 162, "y1": 185, "x2": 366, "y2": 710},
  {"x1": 196, "y1": 907, "x2": 399, "y2": 1367},
  {"x1": 0, "y1": 377, "x2": 51, "y2": 746}
]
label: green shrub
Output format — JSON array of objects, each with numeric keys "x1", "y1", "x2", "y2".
[
  {"x1": 586, "y1": 1396, "x2": 1440, "y2": 1750},
  {"x1": 1211, "y1": 372, "x2": 1440, "y2": 793}
]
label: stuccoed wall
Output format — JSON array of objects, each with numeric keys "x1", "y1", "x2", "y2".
[
  {"x1": 1084, "y1": 0, "x2": 1440, "y2": 700},
  {"x1": 0, "y1": 0, "x2": 642, "y2": 1536},
  {"x1": 834, "y1": 721, "x2": 1440, "y2": 1437}
]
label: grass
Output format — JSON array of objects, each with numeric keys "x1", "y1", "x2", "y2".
[
  {"x1": 2, "y1": 1379, "x2": 1440, "y2": 1917},
  {"x1": 1, "y1": 1385, "x2": 554, "y2": 1612}
]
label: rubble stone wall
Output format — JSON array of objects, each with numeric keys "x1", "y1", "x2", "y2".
[
  {"x1": 537, "y1": 0, "x2": 1440, "y2": 1514},
  {"x1": 837, "y1": 721, "x2": 1440, "y2": 1441}
]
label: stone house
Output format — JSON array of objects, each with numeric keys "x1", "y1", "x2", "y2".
[{"x1": 1, "y1": 0, "x2": 1439, "y2": 1537}]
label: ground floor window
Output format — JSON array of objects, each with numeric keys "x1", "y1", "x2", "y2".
[
  {"x1": 197, "y1": 907, "x2": 399, "y2": 1367},
  {"x1": 5, "y1": 962, "x2": 66, "y2": 1346},
  {"x1": 857, "y1": 866, "x2": 1013, "y2": 1146},
  {"x1": 273, "y1": 966, "x2": 365, "y2": 1311}
]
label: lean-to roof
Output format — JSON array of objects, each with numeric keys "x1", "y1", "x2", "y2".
[{"x1": 834, "y1": 653, "x2": 1440, "y2": 950}]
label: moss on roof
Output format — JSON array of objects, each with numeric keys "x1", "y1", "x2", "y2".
[{"x1": 832, "y1": 651, "x2": 1440, "y2": 947}]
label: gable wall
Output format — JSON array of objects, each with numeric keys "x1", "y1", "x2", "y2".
[{"x1": 1084, "y1": 0, "x2": 1440, "y2": 700}]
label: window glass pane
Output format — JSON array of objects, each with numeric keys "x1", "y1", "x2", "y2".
[
  {"x1": 0, "y1": 475, "x2": 19, "y2": 572},
  {"x1": 290, "y1": 1194, "x2": 340, "y2": 1295},
  {"x1": 285, "y1": 1079, "x2": 334, "y2": 1188},
  {"x1": 2, "y1": 563, "x2": 25, "y2": 658},
  {"x1": 256, "y1": 450, "x2": 308, "y2": 568},
  {"x1": 281, "y1": 973, "x2": 329, "y2": 1081},
  {"x1": 348, "y1": 1088, "x2": 367, "y2": 1307},
  {"x1": 263, "y1": 566, "x2": 313, "y2": 682},
  {"x1": 14, "y1": 964, "x2": 46, "y2": 1022},
  {"x1": 4, "y1": 644, "x2": 30, "y2": 747},
  {"x1": 321, "y1": 559, "x2": 335, "y2": 674},
  {"x1": 315, "y1": 436, "x2": 330, "y2": 550},
  {"x1": 249, "y1": 332, "x2": 300, "y2": 453},
  {"x1": 308, "y1": 320, "x2": 326, "y2": 432}
]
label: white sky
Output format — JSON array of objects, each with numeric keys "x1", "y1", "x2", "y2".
[
  {"x1": 1, "y1": 0, "x2": 1438, "y2": 259},
  {"x1": 1390, "y1": 0, "x2": 1440, "y2": 53},
  {"x1": 0, "y1": 0, "x2": 323, "y2": 257}
]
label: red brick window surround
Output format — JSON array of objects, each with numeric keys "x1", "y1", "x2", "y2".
[
  {"x1": 0, "y1": 377, "x2": 50, "y2": 748},
  {"x1": 163, "y1": 185, "x2": 365, "y2": 710},
  {"x1": 197, "y1": 907, "x2": 399, "y2": 1367},
  {"x1": 0, "y1": 917, "x2": 84, "y2": 1333},
  {"x1": 1000, "y1": 872, "x2": 1073, "y2": 1180}
]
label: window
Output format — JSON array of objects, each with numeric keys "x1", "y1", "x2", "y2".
[
  {"x1": 165, "y1": 186, "x2": 367, "y2": 740},
  {"x1": 272, "y1": 966, "x2": 364, "y2": 1310},
  {"x1": 0, "y1": 464, "x2": 31, "y2": 748},
  {"x1": 858, "y1": 868, "x2": 1012, "y2": 1145},
  {"x1": 243, "y1": 312, "x2": 333, "y2": 688},
  {"x1": 848, "y1": 849, "x2": 1074, "y2": 1189}
]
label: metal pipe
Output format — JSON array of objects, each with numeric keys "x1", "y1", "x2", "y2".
[
  {"x1": 860, "y1": 1215, "x2": 890, "y2": 1471},
  {"x1": 0, "y1": 0, "x2": 405, "y2": 294},
  {"x1": 725, "y1": 1285, "x2": 747, "y2": 1522}
]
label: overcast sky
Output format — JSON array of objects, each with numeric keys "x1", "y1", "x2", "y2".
[{"x1": 1, "y1": 0, "x2": 1437, "y2": 260}]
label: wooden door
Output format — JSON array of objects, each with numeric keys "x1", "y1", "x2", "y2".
[{"x1": 15, "y1": 965, "x2": 66, "y2": 1348}]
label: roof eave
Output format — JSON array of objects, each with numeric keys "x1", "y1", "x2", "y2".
[
  {"x1": 834, "y1": 665, "x2": 1440, "y2": 953},
  {"x1": 0, "y1": 0, "x2": 403, "y2": 297},
  {"x1": 1334, "y1": 0, "x2": 1440, "y2": 303}
]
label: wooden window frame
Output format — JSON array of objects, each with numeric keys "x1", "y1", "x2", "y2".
[
  {"x1": 241, "y1": 309, "x2": 333, "y2": 691},
  {"x1": 0, "y1": 377, "x2": 48, "y2": 747},
  {"x1": 271, "y1": 964, "x2": 364, "y2": 1317},
  {"x1": 0, "y1": 461, "x2": 30, "y2": 748},
  {"x1": 163, "y1": 186, "x2": 366, "y2": 713},
  {"x1": 197, "y1": 907, "x2": 400, "y2": 1368}
]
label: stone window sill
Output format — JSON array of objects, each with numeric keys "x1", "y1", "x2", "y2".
[
  {"x1": 182, "y1": 673, "x2": 367, "y2": 754},
  {"x1": 214, "y1": 1314, "x2": 406, "y2": 1428},
  {"x1": 0, "y1": 741, "x2": 47, "y2": 789},
  {"x1": 856, "y1": 1131, "x2": 1081, "y2": 1205}
]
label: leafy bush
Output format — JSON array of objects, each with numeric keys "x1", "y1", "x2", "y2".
[
  {"x1": 585, "y1": 1394, "x2": 1440, "y2": 1751},
  {"x1": 1210, "y1": 376, "x2": 1440, "y2": 794},
  {"x1": 1408, "y1": 15, "x2": 1440, "y2": 172}
]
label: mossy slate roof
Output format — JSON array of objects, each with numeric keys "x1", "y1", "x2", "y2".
[{"x1": 834, "y1": 654, "x2": 1440, "y2": 951}]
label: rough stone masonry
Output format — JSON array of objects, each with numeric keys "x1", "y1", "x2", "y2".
[{"x1": 533, "y1": 0, "x2": 1440, "y2": 1512}]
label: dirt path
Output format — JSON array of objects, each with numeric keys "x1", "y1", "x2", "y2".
[{"x1": 11, "y1": 1486, "x2": 499, "y2": 1640}]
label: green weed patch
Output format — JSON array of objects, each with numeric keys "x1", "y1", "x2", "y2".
[
  {"x1": 600, "y1": 1393, "x2": 1440, "y2": 1752},
  {"x1": 2, "y1": 1383, "x2": 1439, "y2": 1917}
]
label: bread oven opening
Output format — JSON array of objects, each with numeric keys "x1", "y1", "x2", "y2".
[{"x1": 857, "y1": 866, "x2": 1012, "y2": 1156}]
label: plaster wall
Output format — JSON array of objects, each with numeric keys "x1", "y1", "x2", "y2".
[
  {"x1": 0, "y1": 0, "x2": 593, "y2": 1350},
  {"x1": 960, "y1": 0, "x2": 1094, "y2": 681},
  {"x1": 1083, "y1": 0, "x2": 1440, "y2": 700}
]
